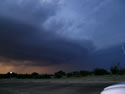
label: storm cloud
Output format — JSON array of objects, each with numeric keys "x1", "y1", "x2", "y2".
[
  {"x1": 0, "y1": 0, "x2": 125, "y2": 71},
  {"x1": 0, "y1": 13, "x2": 93, "y2": 66}
]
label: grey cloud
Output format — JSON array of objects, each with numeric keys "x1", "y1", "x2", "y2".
[
  {"x1": 0, "y1": 0, "x2": 59, "y2": 25},
  {"x1": 92, "y1": 0, "x2": 125, "y2": 49},
  {"x1": 0, "y1": 16, "x2": 94, "y2": 66},
  {"x1": 90, "y1": 44, "x2": 125, "y2": 69},
  {"x1": 0, "y1": 0, "x2": 125, "y2": 69},
  {"x1": 44, "y1": 0, "x2": 125, "y2": 49}
]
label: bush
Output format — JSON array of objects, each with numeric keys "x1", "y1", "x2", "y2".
[
  {"x1": 80, "y1": 71, "x2": 91, "y2": 76},
  {"x1": 31, "y1": 72, "x2": 39, "y2": 76},
  {"x1": 54, "y1": 71, "x2": 66, "y2": 78},
  {"x1": 72, "y1": 71, "x2": 81, "y2": 77},
  {"x1": 93, "y1": 68, "x2": 109, "y2": 75},
  {"x1": 110, "y1": 63, "x2": 120, "y2": 74},
  {"x1": 67, "y1": 72, "x2": 73, "y2": 78},
  {"x1": 117, "y1": 69, "x2": 125, "y2": 75}
]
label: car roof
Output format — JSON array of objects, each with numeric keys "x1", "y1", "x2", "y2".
[{"x1": 104, "y1": 82, "x2": 125, "y2": 91}]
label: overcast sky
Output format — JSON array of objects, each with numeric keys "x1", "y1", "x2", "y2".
[{"x1": 0, "y1": 0, "x2": 125, "y2": 73}]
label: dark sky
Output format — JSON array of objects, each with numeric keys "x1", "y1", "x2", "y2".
[{"x1": 0, "y1": 0, "x2": 125, "y2": 73}]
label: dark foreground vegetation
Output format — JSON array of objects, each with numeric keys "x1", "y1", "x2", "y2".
[{"x1": 0, "y1": 63, "x2": 125, "y2": 79}]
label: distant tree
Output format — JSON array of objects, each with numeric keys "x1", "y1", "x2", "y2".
[
  {"x1": 72, "y1": 71, "x2": 81, "y2": 77},
  {"x1": 67, "y1": 72, "x2": 73, "y2": 78},
  {"x1": 39, "y1": 74, "x2": 52, "y2": 79},
  {"x1": 5, "y1": 72, "x2": 17, "y2": 78},
  {"x1": 118, "y1": 69, "x2": 125, "y2": 75},
  {"x1": 80, "y1": 70, "x2": 91, "y2": 76},
  {"x1": 16, "y1": 74, "x2": 26, "y2": 79},
  {"x1": 67, "y1": 70, "x2": 91, "y2": 77},
  {"x1": 110, "y1": 63, "x2": 120, "y2": 74},
  {"x1": 31, "y1": 72, "x2": 39, "y2": 79},
  {"x1": 93, "y1": 68, "x2": 109, "y2": 75},
  {"x1": 32, "y1": 72, "x2": 39, "y2": 76},
  {"x1": 54, "y1": 71, "x2": 66, "y2": 78}
]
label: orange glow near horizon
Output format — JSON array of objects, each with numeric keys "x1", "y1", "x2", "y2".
[
  {"x1": 0, "y1": 64, "x2": 57, "y2": 74},
  {"x1": 0, "y1": 60, "x2": 85, "y2": 74}
]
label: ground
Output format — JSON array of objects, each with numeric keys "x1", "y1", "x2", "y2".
[{"x1": 0, "y1": 75, "x2": 124, "y2": 94}]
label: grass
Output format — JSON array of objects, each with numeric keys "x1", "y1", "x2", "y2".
[
  {"x1": 43, "y1": 75, "x2": 125, "y2": 83},
  {"x1": 0, "y1": 75, "x2": 124, "y2": 94},
  {"x1": 0, "y1": 89, "x2": 18, "y2": 94},
  {"x1": 0, "y1": 89, "x2": 28, "y2": 94},
  {"x1": 0, "y1": 75, "x2": 124, "y2": 84}
]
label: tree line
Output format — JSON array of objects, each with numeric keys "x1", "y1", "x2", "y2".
[{"x1": 0, "y1": 63, "x2": 125, "y2": 79}]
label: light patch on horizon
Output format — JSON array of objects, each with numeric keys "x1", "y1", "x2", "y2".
[{"x1": 0, "y1": 64, "x2": 55, "y2": 74}]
